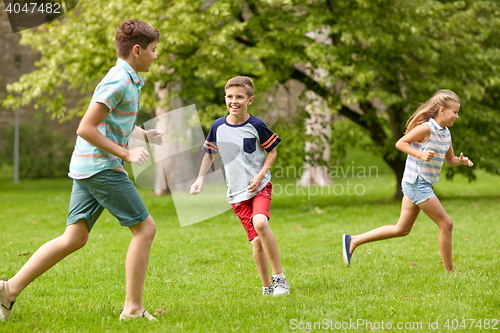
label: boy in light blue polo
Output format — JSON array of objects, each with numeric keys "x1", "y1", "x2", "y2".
[{"x1": 1, "y1": 20, "x2": 162, "y2": 322}]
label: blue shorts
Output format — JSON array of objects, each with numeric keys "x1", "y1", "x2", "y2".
[
  {"x1": 402, "y1": 177, "x2": 436, "y2": 205},
  {"x1": 67, "y1": 169, "x2": 150, "y2": 231}
]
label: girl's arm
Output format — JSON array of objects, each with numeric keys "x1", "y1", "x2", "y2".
[
  {"x1": 248, "y1": 148, "x2": 277, "y2": 193},
  {"x1": 190, "y1": 153, "x2": 216, "y2": 195},
  {"x1": 445, "y1": 140, "x2": 474, "y2": 167},
  {"x1": 395, "y1": 124, "x2": 435, "y2": 161},
  {"x1": 77, "y1": 102, "x2": 149, "y2": 165}
]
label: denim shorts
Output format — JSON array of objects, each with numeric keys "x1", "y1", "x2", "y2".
[
  {"x1": 402, "y1": 177, "x2": 436, "y2": 205},
  {"x1": 67, "y1": 169, "x2": 150, "y2": 231}
]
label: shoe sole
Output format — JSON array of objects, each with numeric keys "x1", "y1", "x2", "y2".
[{"x1": 342, "y1": 234, "x2": 351, "y2": 267}]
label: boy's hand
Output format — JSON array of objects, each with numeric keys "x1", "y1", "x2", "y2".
[
  {"x1": 419, "y1": 150, "x2": 435, "y2": 161},
  {"x1": 190, "y1": 179, "x2": 203, "y2": 195},
  {"x1": 146, "y1": 129, "x2": 164, "y2": 145},
  {"x1": 126, "y1": 147, "x2": 149, "y2": 165},
  {"x1": 248, "y1": 174, "x2": 264, "y2": 193},
  {"x1": 459, "y1": 152, "x2": 473, "y2": 167}
]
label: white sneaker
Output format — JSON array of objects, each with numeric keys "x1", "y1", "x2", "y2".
[
  {"x1": 262, "y1": 284, "x2": 274, "y2": 296},
  {"x1": 0, "y1": 280, "x2": 15, "y2": 322},
  {"x1": 119, "y1": 309, "x2": 157, "y2": 321},
  {"x1": 272, "y1": 276, "x2": 290, "y2": 296}
]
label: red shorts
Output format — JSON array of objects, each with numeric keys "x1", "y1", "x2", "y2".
[{"x1": 231, "y1": 182, "x2": 272, "y2": 241}]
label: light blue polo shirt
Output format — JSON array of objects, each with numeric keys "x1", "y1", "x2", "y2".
[{"x1": 69, "y1": 59, "x2": 144, "y2": 179}]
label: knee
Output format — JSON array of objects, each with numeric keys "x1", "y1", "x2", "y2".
[
  {"x1": 63, "y1": 222, "x2": 89, "y2": 251},
  {"x1": 441, "y1": 218, "x2": 453, "y2": 233},
  {"x1": 399, "y1": 228, "x2": 411, "y2": 237},
  {"x1": 142, "y1": 219, "x2": 157, "y2": 240},
  {"x1": 73, "y1": 235, "x2": 88, "y2": 250},
  {"x1": 64, "y1": 232, "x2": 88, "y2": 252},
  {"x1": 137, "y1": 216, "x2": 157, "y2": 240},
  {"x1": 252, "y1": 215, "x2": 269, "y2": 234},
  {"x1": 395, "y1": 225, "x2": 411, "y2": 237},
  {"x1": 251, "y1": 237, "x2": 263, "y2": 251}
]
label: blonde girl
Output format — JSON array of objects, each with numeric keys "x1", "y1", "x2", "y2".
[{"x1": 343, "y1": 90, "x2": 473, "y2": 272}]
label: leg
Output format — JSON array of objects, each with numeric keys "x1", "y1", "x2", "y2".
[
  {"x1": 253, "y1": 214, "x2": 282, "y2": 276},
  {"x1": 8, "y1": 220, "x2": 89, "y2": 300},
  {"x1": 350, "y1": 196, "x2": 420, "y2": 254},
  {"x1": 418, "y1": 196, "x2": 455, "y2": 272},
  {"x1": 123, "y1": 215, "x2": 156, "y2": 315},
  {"x1": 232, "y1": 201, "x2": 273, "y2": 284},
  {"x1": 251, "y1": 236, "x2": 272, "y2": 287}
]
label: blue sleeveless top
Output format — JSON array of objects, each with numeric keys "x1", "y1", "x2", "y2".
[{"x1": 402, "y1": 118, "x2": 451, "y2": 184}]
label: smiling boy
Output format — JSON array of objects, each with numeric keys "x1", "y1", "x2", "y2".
[{"x1": 190, "y1": 76, "x2": 290, "y2": 296}]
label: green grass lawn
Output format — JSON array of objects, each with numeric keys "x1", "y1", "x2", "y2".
[{"x1": 1, "y1": 165, "x2": 499, "y2": 332}]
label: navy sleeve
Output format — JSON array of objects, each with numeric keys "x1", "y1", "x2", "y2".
[
  {"x1": 201, "y1": 126, "x2": 218, "y2": 154},
  {"x1": 202, "y1": 119, "x2": 223, "y2": 154},
  {"x1": 255, "y1": 119, "x2": 281, "y2": 152}
]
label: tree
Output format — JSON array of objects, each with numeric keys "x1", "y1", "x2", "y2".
[{"x1": 4, "y1": 0, "x2": 500, "y2": 198}]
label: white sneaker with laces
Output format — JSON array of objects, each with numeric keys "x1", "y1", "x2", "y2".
[
  {"x1": 272, "y1": 276, "x2": 290, "y2": 296},
  {"x1": 262, "y1": 284, "x2": 274, "y2": 296}
]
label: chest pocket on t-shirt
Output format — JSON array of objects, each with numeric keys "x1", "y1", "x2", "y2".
[{"x1": 243, "y1": 137, "x2": 257, "y2": 154}]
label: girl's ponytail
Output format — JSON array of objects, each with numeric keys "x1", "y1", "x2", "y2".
[{"x1": 405, "y1": 90, "x2": 460, "y2": 133}]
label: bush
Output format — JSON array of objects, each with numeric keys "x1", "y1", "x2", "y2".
[
  {"x1": 270, "y1": 116, "x2": 308, "y2": 172},
  {"x1": 0, "y1": 120, "x2": 74, "y2": 178}
]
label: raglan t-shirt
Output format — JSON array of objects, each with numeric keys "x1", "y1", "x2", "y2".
[{"x1": 202, "y1": 114, "x2": 281, "y2": 204}]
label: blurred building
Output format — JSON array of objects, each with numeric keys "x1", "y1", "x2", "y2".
[{"x1": 0, "y1": 2, "x2": 80, "y2": 155}]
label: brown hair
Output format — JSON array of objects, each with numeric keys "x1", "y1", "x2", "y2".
[
  {"x1": 405, "y1": 90, "x2": 460, "y2": 133},
  {"x1": 115, "y1": 19, "x2": 160, "y2": 58},
  {"x1": 225, "y1": 76, "x2": 254, "y2": 97}
]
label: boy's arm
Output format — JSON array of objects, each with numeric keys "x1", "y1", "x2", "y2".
[
  {"x1": 132, "y1": 126, "x2": 164, "y2": 145},
  {"x1": 248, "y1": 148, "x2": 277, "y2": 193},
  {"x1": 77, "y1": 102, "x2": 149, "y2": 165},
  {"x1": 445, "y1": 140, "x2": 473, "y2": 167},
  {"x1": 190, "y1": 153, "x2": 215, "y2": 195}
]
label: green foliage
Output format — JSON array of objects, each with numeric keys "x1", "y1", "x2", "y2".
[
  {"x1": 330, "y1": 119, "x2": 363, "y2": 166},
  {"x1": 271, "y1": 117, "x2": 388, "y2": 178},
  {"x1": 2, "y1": 0, "x2": 500, "y2": 186},
  {"x1": 0, "y1": 119, "x2": 74, "y2": 178},
  {"x1": 445, "y1": 89, "x2": 500, "y2": 181},
  {"x1": 270, "y1": 116, "x2": 307, "y2": 171}
]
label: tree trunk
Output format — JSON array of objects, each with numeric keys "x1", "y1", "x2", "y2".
[
  {"x1": 298, "y1": 90, "x2": 333, "y2": 187},
  {"x1": 153, "y1": 81, "x2": 170, "y2": 196},
  {"x1": 384, "y1": 157, "x2": 405, "y2": 200},
  {"x1": 386, "y1": 104, "x2": 406, "y2": 200},
  {"x1": 152, "y1": 81, "x2": 186, "y2": 195},
  {"x1": 357, "y1": 101, "x2": 407, "y2": 200}
]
